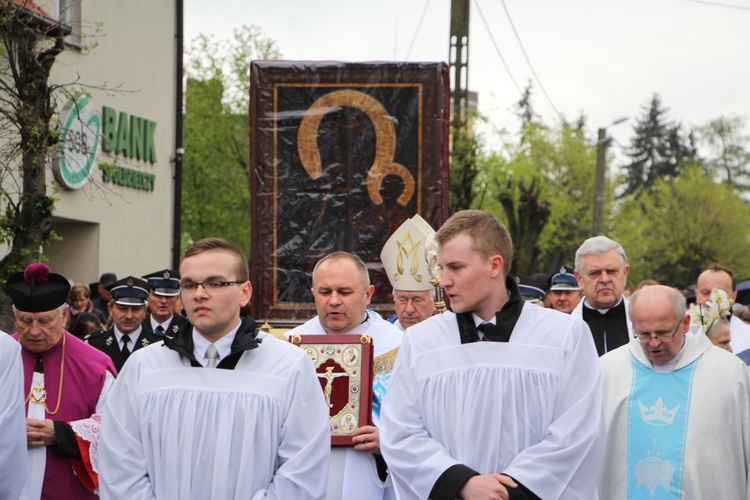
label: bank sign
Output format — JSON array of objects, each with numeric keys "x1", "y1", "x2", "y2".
[
  {"x1": 55, "y1": 95, "x2": 157, "y2": 191},
  {"x1": 55, "y1": 95, "x2": 102, "y2": 189}
]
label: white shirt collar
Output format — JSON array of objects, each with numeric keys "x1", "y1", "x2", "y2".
[
  {"x1": 150, "y1": 315, "x2": 172, "y2": 332},
  {"x1": 472, "y1": 313, "x2": 496, "y2": 327},
  {"x1": 114, "y1": 326, "x2": 142, "y2": 349},
  {"x1": 192, "y1": 321, "x2": 241, "y2": 367},
  {"x1": 584, "y1": 296, "x2": 623, "y2": 314}
]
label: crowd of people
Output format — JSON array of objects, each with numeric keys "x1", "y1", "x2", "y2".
[{"x1": 1, "y1": 209, "x2": 749, "y2": 499}]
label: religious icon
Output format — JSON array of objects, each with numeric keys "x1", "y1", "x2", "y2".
[
  {"x1": 342, "y1": 346, "x2": 359, "y2": 367},
  {"x1": 289, "y1": 334, "x2": 374, "y2": 446},
  {"x1": 340, "y1": 413, "x2": 357, "y2": 433},
  {"x1": 249, "y1": 61, "x2": 449, "y2": 321},
  {"x1": 305, "y1": 346, "x2": 319, "y2": 364},
  {"x1": 317, "y1": 366, "x2": 349, "y2": 408}
]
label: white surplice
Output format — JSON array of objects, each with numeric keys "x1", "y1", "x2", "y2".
[
  {"x1": 0, "y1": 332, "x2": 27, "y2": 499},
  {"x1": 729, "y1": 314, "x2": 750, "y2": 355},
  {"x1": 379, "y1": 304, "x2": 606, "y2": 500},
  {"x1": 287, "y1": 310, "x2": 403, "y2": 500},
  {"x1": 599, "y1": 330, "x2": 750, "y2": 498},
  {"x1": 98, "y1": 332, "x2": 331, "y2": 500}
]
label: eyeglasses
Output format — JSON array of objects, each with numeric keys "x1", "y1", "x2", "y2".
[
  {"x1": 633, "y1": 322, "x2": 682, "y2": 343},
  {"x1": 178, "y1": 281, "x2": 243, "y2": 294}
]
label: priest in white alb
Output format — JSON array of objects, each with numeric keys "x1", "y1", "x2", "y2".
[
  {"x1": 286, "y1": 251, "x2": 403, "y2": 500},
  {"x1": 599, "y1": 285, "x2": 750, "y2": 498},
  {"x1": 99, "y1": 238, "x2": 330, "y2": 499},
  {"x1": 379, "y1": 210, "x2": 605, "y2": 499}
]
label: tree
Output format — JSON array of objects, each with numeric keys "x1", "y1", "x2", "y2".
[
  {"x1": 476, "y1": 106, "x2": 601, "y2": 275},
  {"x1": 496, "y1": 176, "x2": 550, "y2": 275},
  {"x1": 613, "y1": 165, "x2": 750, "y2": 286},
  {"x1": 449, "y1": 124, "x2": 482, "y2": 212},
  {"x1": 621, "y1": 94, "x2": 697, "y2": 197},
  {"x1": 697, "y1": 115, "x2": 750, "y2": 192},
  {"x1": 0, "y1": 3, "x2": 71, "y2": 330},
  {"x1": 182, "y1": 25, "x2": 280, "y2": 254}
]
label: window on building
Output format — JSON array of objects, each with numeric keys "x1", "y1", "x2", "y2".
[{"x1": 57, "y1": 0, "x2": 81, "y2": 48}]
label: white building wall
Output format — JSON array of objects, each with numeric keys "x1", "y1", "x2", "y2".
[{"x1": 39, "y1": 0, "x2": 178, "y2": 284}]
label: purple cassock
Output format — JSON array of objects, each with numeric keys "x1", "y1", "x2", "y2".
[{"x1": 14, "y1": 330, "x2": 117, "y2": 499}]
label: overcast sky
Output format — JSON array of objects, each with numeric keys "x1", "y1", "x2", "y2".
[{"x1": 185, "y1": 0, "x2": 750, "y2": 159}]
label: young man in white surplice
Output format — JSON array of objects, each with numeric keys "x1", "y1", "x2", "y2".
[
  {"x1": 379, "y1": 210, "x2": 606, "y2": 500},
  {"x1": 99, "y1": 238, "x2": 330, "y2": 499}
]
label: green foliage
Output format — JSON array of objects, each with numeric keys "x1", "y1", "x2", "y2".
[
  {"x1": 182, "y1": 25, "x2": 281, "y2": 255},
  {"x1": 697, "y1": 115, "x2": 750, "y2": 191},
  {"x1": 449, "y1": 124, "x2": 482, "y2": 212},
  {"x1": 612, "y1": 165, "x2": 750, "y2": 286},
  {"x1": 475, "y1": 112, "x2": 600, "y2": 275},
  {"x1": 185, "y1": 25, "x2": 281, "y2": 114},
  {"x1": 621, "y1": 94, "x2": 697, "y2": 197},
  {"x1": 535, "y1": 124, "x2": 600, "y2": 270},
  {"x1": 496, "y1": 176, "x2": 550, "y2": 275}
]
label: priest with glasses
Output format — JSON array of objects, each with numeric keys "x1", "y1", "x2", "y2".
[{"x1": 599, "y1": 285, "x2": 750, "y2": 498}]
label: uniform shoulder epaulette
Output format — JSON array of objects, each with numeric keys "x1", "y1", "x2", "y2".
[{"x1": 83, "y1": 329, "x2": 106, "y2": 343}]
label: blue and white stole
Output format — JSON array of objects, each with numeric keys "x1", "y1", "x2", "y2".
[
  {"x1": 371, "y1": 347, "x2": 399, "y2": 421},
  {"x1": 627, "y1": 356, "x2": 698, "y2": 499}
]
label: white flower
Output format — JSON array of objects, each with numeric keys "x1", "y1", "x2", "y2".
[
  {"x1": 689, "y1": 287, "x2": 733, "y2": 327},
  {"x1": 710, "y1": 288, "x2": 734, "y2": 316}
]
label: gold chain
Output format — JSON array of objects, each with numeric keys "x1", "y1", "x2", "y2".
[{"x1": 24, "y1": 332, "x2": 65, "y2": 415}]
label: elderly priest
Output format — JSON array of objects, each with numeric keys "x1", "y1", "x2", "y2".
[{"x1": 8, "y1": 263, "x2": 116, "y2": 499}]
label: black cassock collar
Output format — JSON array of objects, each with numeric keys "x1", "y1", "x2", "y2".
[{"x1": 456, "y1": 276, "x2": 524, "y2": 344}]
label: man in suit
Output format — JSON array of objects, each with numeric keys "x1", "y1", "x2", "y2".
[
  {"x1": 85, "y1": 276, "x2": 162, "y2": 372},
  {"x1": 141, "y1": 269, "x2": 188, "y2": 337}
]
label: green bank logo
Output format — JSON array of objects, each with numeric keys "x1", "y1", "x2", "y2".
[{"x1": 55, "y1": 95, "x2": 102, "y2": 190}]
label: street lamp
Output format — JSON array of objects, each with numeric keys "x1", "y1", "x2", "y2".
[{"x1": 592, "y1": 117, "x2": 628, "y2": 236}]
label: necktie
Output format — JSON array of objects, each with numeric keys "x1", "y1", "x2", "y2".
[
  {"x1": 477, "y1": 323, "x2": 492, "y2": 341},
  {"x1": 477, "y1": 322, "x2": 511, "y2": 343},
  {"x1": 206, "y1": 344, "x2": 219, "y2": 369},
  {"x1": 155, "y1": 325, "x2": 165, "y2": 335},
  {"x1": 121, "y1": 334, "x2": 131, "y2": 360}
]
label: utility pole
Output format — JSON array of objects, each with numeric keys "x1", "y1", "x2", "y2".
[
  {"x1": 449, "y1": 0, "x2": 470, "y2": 132},
  {"x1": 592, "y1": 117, "x2": 627, "y2": 236},
  {"x1": 592, "y1": 128, "x2": 608, "y2": 236}
]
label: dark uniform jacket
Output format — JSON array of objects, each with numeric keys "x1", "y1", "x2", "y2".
[
  {"x1": 142, "y1": 313, "x2": 189, "y2": 338},
  {"x1": 84, "y1": 327, "x2": 163, "y2": 372}
]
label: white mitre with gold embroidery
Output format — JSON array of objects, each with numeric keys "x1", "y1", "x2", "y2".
[{"x1": 380, "y1": 214, "x2": 435, "y2": 292}]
